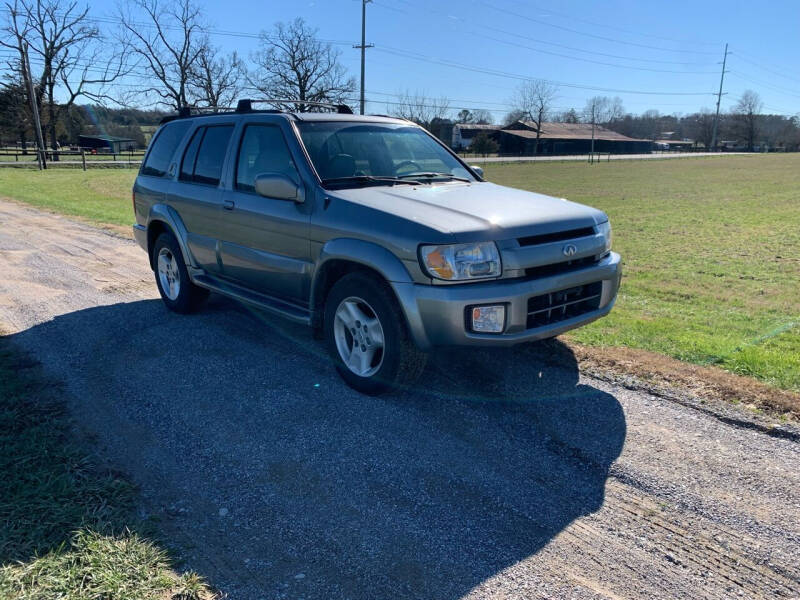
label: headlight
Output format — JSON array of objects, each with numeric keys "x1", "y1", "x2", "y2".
[
  {"x1": 596, "y1": 220, "x2": 612, "y2": 252},
  {"x1": 419, "y1": 241, "x2": 502, "y2": 281}
]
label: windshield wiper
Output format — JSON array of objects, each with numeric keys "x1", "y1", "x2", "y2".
[
  {"x1": 322, "y1": 175, "x2": 422, "y2": 188},
  {"x1": 396, "y1": 172, "x2": 471, "y2": 183}
]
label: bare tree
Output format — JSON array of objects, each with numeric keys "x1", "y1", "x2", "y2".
[
  {"x1": 118, "y1": 0, "x2": 207, "y2": 110},
  {"x1": 391, "y1": 90, "x2": 450, "y2": 131},
  {"x1": 732, "y1": 89, "x2": 763, "y2": 151},
  {"x1": 248, "y1": 18, "x2": 355, "y2": 111},
  {"x1": 2, "y1": 0, "x2": 124, "y2": 153},
  {"x1": 471, "y1": 108, "x2": 493, "y2": 124},
  {"x1": 511, "y1": 79, "x2": 558, "y2": 154},
  {"x1": 583, "y1": 96, "x2": 625, "y2": 154},
  {"x1": 456, "y1": 108, "x2": 473, "y2": 123},
  {"x1": 694, "y1": 109, "x2": 715, "y2": 149},
  {"x1": 552, "y1": 108, "x2": 580, "y2": 123},
  {"x1": 188, "y1": 44, "x2": 244, "y2": 108},
  {"x1": 502, "y1": 108, "x2": 526, "y2": 126}
]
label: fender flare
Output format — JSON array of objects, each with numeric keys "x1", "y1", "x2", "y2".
[
  {"x1": 311, "y1": 238, "x2": 431, "y2": 349},
  {"x1": 146, "y1": 204, "x2": 197, "y2": 269}
]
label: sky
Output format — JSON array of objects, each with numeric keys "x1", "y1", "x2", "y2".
[{"x1": 53, "y1": 0, "x2": 800, "y2": 120}]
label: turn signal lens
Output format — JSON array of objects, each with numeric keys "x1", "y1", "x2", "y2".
[
  {"x1": 420, "y1": 242, "x2": 501, "y2": 281},
  {"x1": 471, "y1": 305, "x2": 505, "y2": 333}
]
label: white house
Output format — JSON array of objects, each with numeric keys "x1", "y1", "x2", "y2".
[{"x1": 451, "y1": 123, "x2": 501, "y2": 149}]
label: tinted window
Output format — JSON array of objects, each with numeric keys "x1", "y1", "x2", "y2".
[
  {"x1": 193, "y1": 125, "x2": 234, "y2": 186},
  {"x1": 180, "y1": 127, "x2": 204, "y2": 181},
  {"x1": 235, "y1": 125, "x2": 299, "y2": 192},
  {"x1": 297, "y1": 122, "x2": 472, "y2": 182},
  {"x1": 141, "y1": 121, "x2": 191, "y2": 177}
]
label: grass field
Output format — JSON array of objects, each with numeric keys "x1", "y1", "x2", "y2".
[
  {"x1": 0, "y1": 340, "x2": 211, "y2": 599},
  {"x1": 0, "y1": 169, "x2": 136, "y2": 226},
  {"x1": 0, "y1": 154, "x2": 797, "y2": 391},
  {"x1": 484, "y1": 154, "x2": 800, "y2": 391}
]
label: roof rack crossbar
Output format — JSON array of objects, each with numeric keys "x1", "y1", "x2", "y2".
[
  {"x1": 159, "y1": 105, "x2": 237, "y2": 124},
  {"x1": 236, "y1": 98, "x2": 353, "y2": 114}
]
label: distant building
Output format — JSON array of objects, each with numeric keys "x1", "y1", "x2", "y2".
[
  {"x1": 78, "y1": 134, "x2": 138, "y2": 153},
  {"x1": 497, "y1": 121, "x2": 652, "y2": 155},
  {"x1": 451, "y1": 123, "x2": 501, "y2": 149},
  {"x1": 654, "y1": 139, "x2": 695, "y2": 150}
]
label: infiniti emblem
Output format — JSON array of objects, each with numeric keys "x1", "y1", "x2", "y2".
[{"x1": 562, "y1": 243, "x2": 578, "y2": 257}]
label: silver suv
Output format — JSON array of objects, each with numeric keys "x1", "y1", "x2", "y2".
[{"x1": 133, "y1": 100, "x2": 621, "y2": 394}]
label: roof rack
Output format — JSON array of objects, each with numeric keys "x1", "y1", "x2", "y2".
[
  {"x1": 159, "y1": 105, "x2": 236, "y2": 124},
  {"x1": 236, "y1": 98, "x2": 353, "y2": 115}
]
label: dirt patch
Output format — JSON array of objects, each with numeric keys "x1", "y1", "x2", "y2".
[{"x1": 571, "y1": 343, "x2": 800, "y2": 422}]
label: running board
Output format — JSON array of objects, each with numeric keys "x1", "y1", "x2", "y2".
[{"x1": 192, "y1": 273, "x2": 312, "y2": 325}]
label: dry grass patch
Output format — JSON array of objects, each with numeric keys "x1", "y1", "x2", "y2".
[{"x1": 572, "y1": 342, "x2": 800, "y2": 421}]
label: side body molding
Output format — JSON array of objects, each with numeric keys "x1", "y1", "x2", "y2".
[{"x1": 147, "y1": 204, "x2": 197, "y2": 269}]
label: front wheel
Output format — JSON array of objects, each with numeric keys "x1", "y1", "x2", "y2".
[{"x1": 324, "y1": 272, "x2": 427, "y2": 395}]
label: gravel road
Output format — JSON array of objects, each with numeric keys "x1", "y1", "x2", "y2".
[{"x1": 1, "y1": 199, "x2": 799, "y2": 600}]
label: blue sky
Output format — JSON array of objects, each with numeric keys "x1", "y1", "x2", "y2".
[{"x1": 86, "y1": 0, "x2": 800, "y2": 120}]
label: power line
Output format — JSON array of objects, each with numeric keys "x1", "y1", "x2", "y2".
[
  {"x1": 502, "y1": 1, "x2": 720, "y2": 47},
  {"x1": 728, "y1": 70, "x2": 800, "y2": 99},
  {"x1": 374, "y1": 46, "x2": 714, "y2": 96},
  {"x1": 377, "y1": 0, "x2": 717, "y2": 66},
  {"x1": 478, "y1": 1, "x2": 720, "y2": 55},
  {"x1": 730, "y1": 50, "x2": 800, "y2": 86}
]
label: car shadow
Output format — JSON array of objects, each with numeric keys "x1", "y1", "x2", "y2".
[{"x1": 7, "y1": 295, "x2": 626, "y2": 599}]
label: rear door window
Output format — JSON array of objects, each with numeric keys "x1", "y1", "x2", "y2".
[
  {"x1": 179, "y1": 127, "x2": 204, "y2": 181},
  {"x1": 192, "y1": 125, "x2": 234, "y2": 186},
  {"x1": 141, "y1": 120, "x2": 191, "y2": 177}
]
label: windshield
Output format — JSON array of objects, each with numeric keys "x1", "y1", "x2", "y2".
[{"x1": 296, "y1": 121, "x2": 475, "y2": 186}]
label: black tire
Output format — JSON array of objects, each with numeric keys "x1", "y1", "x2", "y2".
[
  {"x1": 151, "y1": 232, "x2": 209, "y2": 314},
  {"x1": 324, "y1": 272, "x2": 427, "y2": 395}
]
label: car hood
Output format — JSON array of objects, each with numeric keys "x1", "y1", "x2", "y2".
[{"x1": 329, "y1": 181, "x2": 607, "y2": 242}]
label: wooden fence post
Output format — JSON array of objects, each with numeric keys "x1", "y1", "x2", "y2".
[{"x1": 81, "y1": 149, "x2": 86, "y2": 171}]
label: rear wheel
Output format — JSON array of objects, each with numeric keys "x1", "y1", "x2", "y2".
[
  {"x1": 324, "y1": 272, "x2": 427, "y2": 395},
  {"x1": 152, "y1": 232, "x2": 208, "y2": 313}
]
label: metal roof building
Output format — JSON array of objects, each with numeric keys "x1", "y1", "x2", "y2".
[
  {"x1": 78, "y1": 134, "x2": 138, "y2": 153},
  {"x1": 498, "y1": 121, "x2": 652, "y2": 155}
]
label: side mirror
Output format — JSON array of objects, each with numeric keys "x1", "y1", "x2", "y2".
[
  {"x1": 254, "y1": 173, "x2": 304, "y2": 203},
  {"x1": 471, "y1": 165, "x2": 484, "y2": 179}
]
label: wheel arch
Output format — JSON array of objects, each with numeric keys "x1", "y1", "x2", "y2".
[
  {"x1": 146, "y1": 204, "x2": 195, "y2": 271},
  {"x1": 310, "y1": 238, "x2": 412, "y2": 326}
]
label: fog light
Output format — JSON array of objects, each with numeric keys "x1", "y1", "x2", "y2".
[{"x1": 471, "y1": 305, "x2": 505, "y2": 333}]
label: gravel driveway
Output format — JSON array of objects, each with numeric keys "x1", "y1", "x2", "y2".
[{"x1": 1, "y1": 199, "x2": 798, "y2": 600}]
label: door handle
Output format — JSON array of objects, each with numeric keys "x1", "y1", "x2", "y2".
[{"x1": 223, "y1": 199, "x2": 235, "y2": 210}]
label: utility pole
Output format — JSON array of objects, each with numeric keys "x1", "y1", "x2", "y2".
[
  {"x1": 710, "y1": 43, "x2": 729, "y2": 152},
  {"x1": 22, "y1": 43, "x2": 46, "y2": 170},
  {"x1": 353, "y1": 0, "x2": 373, "y2": 115}
]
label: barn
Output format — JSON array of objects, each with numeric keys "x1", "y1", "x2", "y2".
[
  {"x1": 78, "y1": 134, "x2": 138, "y2": 153},
  {"x1": 497, "y1": 121, "x2": 652, "y2": 155}
]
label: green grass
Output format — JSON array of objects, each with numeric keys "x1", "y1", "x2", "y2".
[
  {"x1": 483, "y1": 154, "x2": 800, "y2": 391},
  {"x1": 0, "y1": 154, "x2": 797, "y2": 390},
  {"x1": 0, "y1": 169, "x2": 136, "y2": 227},
  {"x1": 0, "y1": 341, "x2": 212, "y2": 599}
]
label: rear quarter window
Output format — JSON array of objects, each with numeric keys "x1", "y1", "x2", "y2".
[{"x1": 141, "y1": 121, "x2": 191, "y2": 177}]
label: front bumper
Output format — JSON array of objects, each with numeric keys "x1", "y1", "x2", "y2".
[{"x1": 393, "y1": 252, "x2": 622, "y2": 349}]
